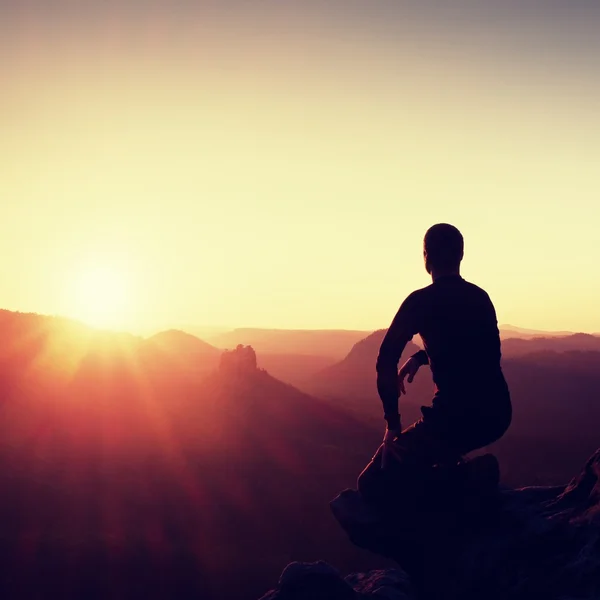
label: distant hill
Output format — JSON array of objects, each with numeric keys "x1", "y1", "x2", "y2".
[
  {"x1": 256, "y1": 353, "x2": 337, "y2": 388},
  {"x1": 208, "y1": 328, "x2": 372, "y2": 360},
  {"x1": 499, "y1": 324, "x2": 576, "y2": 339},
  {"x1": 146, "y1": 329, "x2": 220, "y2": 355},
  {"x1": 142, "y1": 329, "x2": 221, "y2": 373},
  {"x1": 304, "y1": 330, "x2": 434, "y2": 426},
  {"x1": 144, "y1": 332, "x2": 337, "y2": 386},
  {"x1": 0, "y1": 311, "x2": 380, "y2": 600},
  {"x1": 502, "y1": 333, "x2": 600, "y2": 356},
  {"x1": 494, "y1": 350, "x2": 600, "y2": 484}
]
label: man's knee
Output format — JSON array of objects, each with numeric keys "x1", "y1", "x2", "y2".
[
  {"x1": 357, "y1": 446, "x2": 383, "y2": 497},
  {"x1": 356, "y1": 468, "x2": 373, "y2": 497}
]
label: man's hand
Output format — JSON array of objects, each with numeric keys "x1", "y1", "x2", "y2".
[
  {"x1": 383, "y1": 428, "x2": 400, "y2": 445},
  {"x1": 397, "y1": 356, "x2": 420, "y2": 395}
]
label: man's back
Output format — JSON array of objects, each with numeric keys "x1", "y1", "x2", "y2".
[
  {"x1": 376, "y1": 273, "x2": 510, "y2": 428},
  {"x1": 413, "y1": 274, "x2": 503, "y2": 395}
]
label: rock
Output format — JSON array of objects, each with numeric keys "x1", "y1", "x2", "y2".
[
  {"x1": 259, "y1": 449, "x2": 600, "y2": 600},
  {"x1": 331, "y1": 449, "x2": 600, "y2": 600},
  {"x1": 259, "y1": 562, "x2": 415, "y2": 600},
  {"x1": 346, "y1": 570, "x2": 413, "y2": 599},
  {"x1": 544, "y1": 448, "x2": 600, "y2": 523},
  {"x1": 260, "y1": 561, "x2": 355, "y2": 600},
  {"x1": 220, "y1": 344, "x2": 258, "y2": 376}
]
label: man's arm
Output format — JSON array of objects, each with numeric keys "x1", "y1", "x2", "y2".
[{"x1": 376, "y1": 293, "x2": 421, "y2": 430}]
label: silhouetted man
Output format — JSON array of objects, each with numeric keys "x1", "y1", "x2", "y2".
[{"x1": 358, "y1": 223, "x2": 511, "y2": 495}]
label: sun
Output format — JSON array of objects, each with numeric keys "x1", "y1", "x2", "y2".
[{"x1": 71, "y1": 266, "x2": 130, "y2": 329}]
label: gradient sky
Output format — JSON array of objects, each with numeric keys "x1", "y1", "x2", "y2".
[{"x1": 1, "y1": 1, "x2": 599, "y2": 332}]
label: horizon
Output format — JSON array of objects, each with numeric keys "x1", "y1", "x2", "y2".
[
  {"x1": 2, "y1": 305, "x2": 599, "y2": 340},
  {"x1": 2, "y1": 1, "x2": 600, "y2": 332}
]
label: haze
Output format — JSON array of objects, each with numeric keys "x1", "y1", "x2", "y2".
[{"x1": 1, "y1": 0, "x2": 599, "y2": 332}]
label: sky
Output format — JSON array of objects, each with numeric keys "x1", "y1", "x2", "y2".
[{"x1": 1, "y1": 0, "x2": 599, "y2": 333}]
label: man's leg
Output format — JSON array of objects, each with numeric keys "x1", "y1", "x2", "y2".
[
  {"x1": 356, "y1": 443, "x2": 386, "y2": 502},
  {"x1": 423, "y1": 389, "x2": 512, "y2": 456},
  {"x1": 387, "y1": 418, "x2": 462, "y2": 467},
  {"x1": 357, "y1": 418, "x2": 460, "y2": 503},
  {"x1": 356, "y1": 440, "x2": 419, "y2": 503}
]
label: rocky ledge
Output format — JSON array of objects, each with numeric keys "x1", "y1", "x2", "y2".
[{"x1": 260, "y1": 449, "x2": 600, "y2": 600}]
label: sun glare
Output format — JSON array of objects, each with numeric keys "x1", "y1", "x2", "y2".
[{"x1": 71, "y1": 266, "x2": 130, "y2": 329}]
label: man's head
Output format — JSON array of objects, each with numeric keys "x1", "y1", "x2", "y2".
[{"x1": 423, "y1": 223, "x2": 464, "y2": 275}]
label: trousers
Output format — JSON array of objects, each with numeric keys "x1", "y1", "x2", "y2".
[{"x1": 357, "y1": 392, "x2": 511, "y2": 501}]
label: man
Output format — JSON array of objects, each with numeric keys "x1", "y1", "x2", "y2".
[{"x1": 358, "y1": 223, "x2": 511, "y2": 495}]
